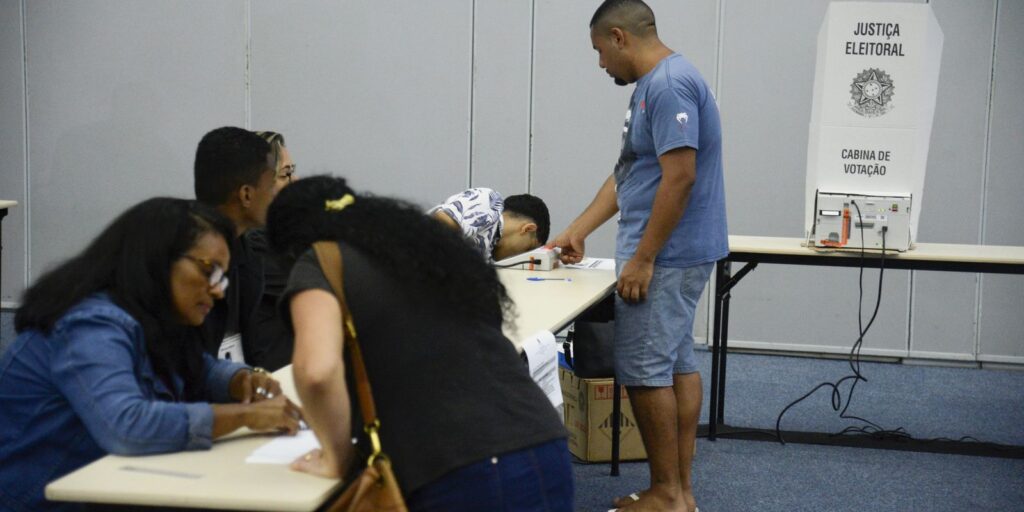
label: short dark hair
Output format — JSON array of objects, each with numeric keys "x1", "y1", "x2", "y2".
[
  {"x1": 194, "y1": 127, "x2": 274, "y2": 205},
  {"x1": 590, "y1": 0, "x2": 657, "y2": 37},
  {"x1": 504, "y1": 194, "x2": 550, "y2": 245}
]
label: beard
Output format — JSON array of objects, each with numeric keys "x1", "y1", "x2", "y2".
[{"x1": 614, "y1": 77, "x2": 628, "y2": 86}]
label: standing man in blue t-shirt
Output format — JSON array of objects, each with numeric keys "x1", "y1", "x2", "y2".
[{"x1": 549, "y1": 1, "x2": 727, "y2": 510}]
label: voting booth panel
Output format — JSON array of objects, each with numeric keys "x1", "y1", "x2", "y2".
[{"x1": 805, "y1": 2, "x2": 943, "y2": 246}]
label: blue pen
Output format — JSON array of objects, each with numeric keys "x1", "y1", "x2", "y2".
[{"x1": 527, "y1": 277, "x2": 572, "y2": 282}]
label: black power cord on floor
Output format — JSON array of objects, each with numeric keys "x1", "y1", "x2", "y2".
[
  {"x1": 775, "y1": 199, "x2": 894, "y2": 443},
  {"x1": 772, "y1": 200, "x2": 996, "y2": 447}
]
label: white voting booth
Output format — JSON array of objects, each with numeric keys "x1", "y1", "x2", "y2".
[{"x1": 805, "y1": 2, "x2": 942, "y2": 251}]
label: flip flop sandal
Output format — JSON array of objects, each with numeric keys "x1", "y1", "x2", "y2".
[
  {"x1": 608, "y1": 492, "x2": 640, "y2": 511},
  {"x1": 608, "y1": 495, "x2": 700, "y2": 512}
]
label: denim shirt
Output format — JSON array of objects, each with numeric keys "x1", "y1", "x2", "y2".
[{"x1": 0, "y1": 294, "x2": 246, "y2": 512}]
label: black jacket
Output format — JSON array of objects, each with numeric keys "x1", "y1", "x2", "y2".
[{"x1": 199, "y1": 229, "x2": 293, "y2": 371}]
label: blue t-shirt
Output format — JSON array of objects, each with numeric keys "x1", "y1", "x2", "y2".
[{"x1": 613, "y1": 53, "x2": 728, "y2": 267}]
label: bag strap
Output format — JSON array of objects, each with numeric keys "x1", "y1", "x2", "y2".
[{"x1": 312, "y1": 241, "x2": 379, "y2": 428}]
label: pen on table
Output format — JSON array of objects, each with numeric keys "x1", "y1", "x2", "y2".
[{"x1": 526, "y1": 277, "x2": 572, "y2": 282}]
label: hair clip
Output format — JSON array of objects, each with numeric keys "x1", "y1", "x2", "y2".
[{"x1": 325, "y1": 194, "x2": 355, "y2": 212}]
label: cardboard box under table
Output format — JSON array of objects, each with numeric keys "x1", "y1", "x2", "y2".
[{"x1": 559, "y1": 367, "x2": 647, "y2": 462}]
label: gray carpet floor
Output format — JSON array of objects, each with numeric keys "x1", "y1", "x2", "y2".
[{"x1": 572, "y1": 349, "x2": 1024, "y2": 512}]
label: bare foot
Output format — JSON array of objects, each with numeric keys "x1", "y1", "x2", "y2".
[
  {"x1": 618, "y1": 488, "x2": 686, "y2": 512},
  {"x1": 613, "y1": 488, "x2": 697, "y2": 511},
  {"x1": 682, "y1": 492, "x2": 698, "y2": 512}
]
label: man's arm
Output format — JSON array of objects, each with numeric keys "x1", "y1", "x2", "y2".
[
  {"x1": 547, "y1": 174, "x2": 619, "y2": 263},
  {"x1": 431, "y1": 210, "x2": 461, "y2": 230},
  {"x1": 617, "y1": 147, "x2": 697, "y2": 303}
]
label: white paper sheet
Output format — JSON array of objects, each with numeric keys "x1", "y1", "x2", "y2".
[
  {"x1": 245, "y1": 429, "x2": 321, "y2": 465},
  {"x1": 564, "y1": 257, "x2": 615, "y2": 271},
  {"x1": 521, "y1": 330, "x2": 563, "y2": 409}
]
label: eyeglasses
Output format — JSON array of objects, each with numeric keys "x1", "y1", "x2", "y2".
[
  {"x1": 183, "y1": 255, "x2": 229, "y2": 293},
  {"x1": 277, "y1": 164, "x2": 296, "y2": 183}
]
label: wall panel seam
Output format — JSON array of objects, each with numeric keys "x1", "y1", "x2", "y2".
[
  {"x1": 526, "y1": 0, "x2": 536, "y2": 193},
  {"x1": 714, "y1": 0, "x2": 725, "y2": 97},
  {"x1": 245, "y1": 0, "x2": 253, "y2": 129},
  {"x1": 906, "y1": 271, "x2": 914, "y2": 352},
  {"x1": 468, "y1": 0, "x2": 476, "y2": 189},
  {"x1": 705, "y1": 0, "x2": 725, "y2": 333},
  {"x1": 979, "y1": 0, "x2": 997, "y2": 247},
  {"x1": 975, "y1": 0, "x2": 1000, "y2": 357},
  {"x1": 20, "y1": 0, "x2": 30, "y2": 288}
]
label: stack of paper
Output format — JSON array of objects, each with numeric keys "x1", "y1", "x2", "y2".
[
  {"x1": 565, "y1": 257, "x2": 615, "y2": 270},
  {"x1": 245, "y1": 430, "x2": 320, "y2": 465},
  {"x1": 521, "y1": 330, "x2": 563, "y2": 409}
]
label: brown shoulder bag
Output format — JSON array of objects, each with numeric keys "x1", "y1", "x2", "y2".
[{"x1": 313, "y1": 241, "x2": 408, "y2": 512}]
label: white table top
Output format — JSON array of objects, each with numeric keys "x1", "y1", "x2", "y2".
[
  {"x1": 47, "y1": 262, "x2": 616, "y2": 510},
  {"x1": 46, "y1": 367, "x2": 338, "y2": 511},
  {"x1": 0, "y1": 200, "x2": 17, "y2": 209},
  {"x1": 728, "y1": 235, "x2": 1024, "y2": 266},
  {"x1": 499, "y1": 264, "x2": 618, "y2": 350}
]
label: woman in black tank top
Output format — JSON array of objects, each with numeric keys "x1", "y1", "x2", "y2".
[{"x1": 266, "y1": 175, "x2": 573, "y2": 511}]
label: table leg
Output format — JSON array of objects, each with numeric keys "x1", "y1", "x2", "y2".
[
  {"x1": 708, "y1": 260, "x2": 729, "y2": 440},
  {"x1": 717, "y1": 281, "x2": 732, "y2": 425},
  {"x1": 0, "y1": 208, "x2": 7, "y2": 301}
]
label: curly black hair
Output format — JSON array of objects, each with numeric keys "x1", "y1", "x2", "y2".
[{"x1": 266, "y1": 175, "x2": 513, "y2": 327}]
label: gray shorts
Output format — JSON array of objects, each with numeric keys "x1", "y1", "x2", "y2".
[{"x1": 613, "y1": 260, "x2": 713, "y2": 387}]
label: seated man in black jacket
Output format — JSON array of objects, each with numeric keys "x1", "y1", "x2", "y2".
[{"x1": 193, "y1": 127, "x2": 292, "y2": 370}]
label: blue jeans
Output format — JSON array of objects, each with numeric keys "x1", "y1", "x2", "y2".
[
  {"x1": 614, "y1": 261, "x2": 714, "y2": 387},
  {"x1": 405, "y1": 439, "x2": 573, "y2": 512}
]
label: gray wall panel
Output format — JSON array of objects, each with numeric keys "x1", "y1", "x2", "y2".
[
  {"x1": 979, "y1": 0, "x2": 1024, "y2": 360},
  {"x1": 658, "y1": 0, "x2": 719, "y2": 93},
  {"x1": 910, "y1": 0, "x2": 996, "y2": 358},
  {"x1": 719, "y1": 0, "x2": 827, "y2": 238},
  {"x1": 531, "y1": 0, "x2": 628, "y2": 259},
  {"x1": 727, "y1": 266, "x2": 910, "y2": 355},
  {"x1": 25, "y1": 1, "x2": 246, "y2": 281},
  {"x1": 909, "y1": 272, "x2": 978, "y2": 359},
  {"x1": 251, "y1": 0, "x2": 473, "y2": 208},
  {"x1": 1, "y1": 0, "x2": 1018, "y2": 365},
  {"x1": 0, "y1": 0, "x2": 25, "y2": 303},
  {"x1": 469, "y1": 0, "x2": 532, "y2": 195},
  {"x1": 979, "y1": 275, "x2": 1024, "y2": 361}
]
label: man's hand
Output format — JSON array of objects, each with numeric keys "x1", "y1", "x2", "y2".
[
  {"x1": 617, "y1": 256, "x2": 655, "y2": 303},
  {"x1": 546, "y1": 230, "x2": 586, "y2": 264}
]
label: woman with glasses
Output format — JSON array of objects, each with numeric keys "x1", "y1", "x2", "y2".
[
  {"x1": 0, "y1": 197, "x2": 303, "y2": 512},
  {"x1": 248, "y1": 130, "x2": 299, "y2": 371},
  {"x1": 255, "y1": 130, "x2": 297, "y2": 193},
  {"x1": 267, "y1": 176, "x2": 574, "y2": 511}
]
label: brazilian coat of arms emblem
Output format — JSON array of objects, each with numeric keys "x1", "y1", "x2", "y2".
[{"x1": 849, "y1": 68, "x2": 894, "y2": 117}]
